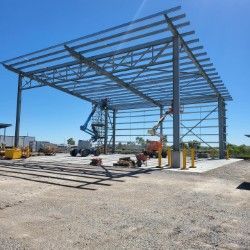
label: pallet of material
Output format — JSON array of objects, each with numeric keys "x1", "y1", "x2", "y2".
[{"x1": 113, "y1": 157, "x2": 136, "y2": 168}]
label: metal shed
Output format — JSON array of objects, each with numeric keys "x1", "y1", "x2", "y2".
[{"x1": 1, "y1": 6, "x2": 232, "y2": 167}]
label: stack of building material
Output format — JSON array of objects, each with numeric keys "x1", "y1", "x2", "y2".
[
  {"x1": 113, "y1": 157, "x2": 136, "y2": 168},
  {"x1": 90, "y1": 158, "x2": 103, "y2": 166}
]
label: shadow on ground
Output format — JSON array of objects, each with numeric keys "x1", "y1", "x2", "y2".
[{"x1": 0, "y1": 161, "x2": 154, "y2": 191}]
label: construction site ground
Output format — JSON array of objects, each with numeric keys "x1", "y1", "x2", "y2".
[{"x1": 0, "y1": 154, "x2": 249, "y2": 249}]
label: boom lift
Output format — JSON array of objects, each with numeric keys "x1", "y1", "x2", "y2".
[
  {"x1": 80, "y1": 104, "x2": 105, "y2": 142},
  {"x1": 145, "y1": 104, "x2": 174, "y2": 158},
  {"x1": 70, "y1": 99, "x2": 108, "y2": 157},
  {"x1": 148, "y1": 105, "x2": 173, "y2": 137}
]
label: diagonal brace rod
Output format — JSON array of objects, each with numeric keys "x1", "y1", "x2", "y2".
[{"x1": 180, "y1": 106, "x2": 218, "y2": 140}]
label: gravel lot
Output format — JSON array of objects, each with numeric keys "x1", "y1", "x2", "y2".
[{"x1": 0, "y1": 157, "x2": 249, "y2": 249}]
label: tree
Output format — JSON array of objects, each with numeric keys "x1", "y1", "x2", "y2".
[
  {"x1": 180, "y1": 142, "x2": 187, "y2": 149},
  {"x1": 67, "y1": 138, "x2": 75, "y2": 146},
  {"x1": 161, "y1": 135, "x2": 168, "y2": 147},
  {"x1": 188, "y1": 140, "x2": 201, "y2": 149},
  {"x1": 136, "y1": 137, "x2": 146, "y2": 147}
]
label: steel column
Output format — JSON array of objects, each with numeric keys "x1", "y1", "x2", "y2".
[
  {"x1": 14, "y1": 74, "x2": 23, "y2": 147},
  {"x1": 218, "y1": 96, "x2": 226, "y2": 159},
  {"x1": 160, "y1": 106, "x2": 163, "y2": 138},
  {"x1": 172, "y1": 35, "x2": 182, "y2": 168},
  {"x1": 3, "y1": 128, "x2": 6, "y2": 143},
  {"x1": 104, "y1": 107, "x2": 109, "y2": 154},
  {"x1": 112, "y1": 110, "x2": 116, "y2": 153}
]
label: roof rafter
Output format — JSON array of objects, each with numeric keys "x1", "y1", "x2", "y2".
[
  {"x1": 3, "y1": 64, "x2": 97, "y2": 105},
  {"x1": 1, "y1": 6, "x2": 232, "y2": 109},
  {"x1": 64, "y1": 45, "x2": 162, "y2": 107},
  {"x1": 163, "y1": 13, "x2": 221, "y2": 98}
]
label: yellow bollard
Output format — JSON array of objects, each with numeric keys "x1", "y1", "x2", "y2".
[
  {"x1": 182, "y1": 147, "x2": 187, "y2": 170},
  {"x1": 167, "y1": 147, "x2": 172, "y2": 167},
  {"x1": 158, "y1": 148, "x2": 162, "y2": 168},
  {"x1": 226, "y1": 148, "x2": 230, "y2": 160},
  {"x1": 190, "y1": 147, "x2": 196, "y2": 168}
]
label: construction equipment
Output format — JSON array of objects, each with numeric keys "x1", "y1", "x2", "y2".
[
  {"x1": 148, "y1": 105, "x2": 173, "y2": 137},
  {"x1": 70, "y1": 99, "x2": 108, "y2": 157},
  {"x1": 4, "y1": 147, "x2": 31, "y2": 159},
  {"x1": 145, "y1": 104, "x2": 174, "y2": 158},
  {"x1": 0, "y1": 144, "x2": 6, "y2": 158},
  {"x1": 5, "y1": 148, "x2": 22, "y2": 159},
  {"x1": 145, "y1": 141, "x2": 163, "y2": 158},
  {"x1": 70, "y1": 140, "x2": 102, "y2": 157},
  {"x1": 136, "y1": 153, "x2": 148, "y2": 167},
  {"x1": 80, "y1": 99, "x2": 108, "y2": 142},
  {"x1": 22, "y1": 146, "x2": 31, "y2": 158},
  {"x1": 40, "y1": 146, "x2": 57, "y2": 156},
  {"x1": 146, "y1": 103, "x2": 184, "y2": 159}
]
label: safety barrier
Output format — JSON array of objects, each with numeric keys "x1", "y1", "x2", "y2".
[
  {"x1": 181, "y1": 146, "x2": 187, "y2": 170},
  {"x1": 190, "y1": 147, "x2": 196, "y2": 168},
  {"x1": 167, "y1": 147, "x2": 172, "y2": 167},
  {"x1": 158, "y1": 148, "x2": 162, "y2": 168}
]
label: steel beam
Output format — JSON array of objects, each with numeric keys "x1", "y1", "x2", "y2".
[
  {"x1": 64, "y1": 45, "x2": 161, "y2": 107},
  {"x1": 104, "y1": 107, "x2": 109, "y2": 154},
  {"x1": 3, "y1": 64, "x2": 97, "y2": 105},
  {"x1": 218, "y1": 96, "x2": 226, "y2": 159},
  {"x1": 172, "y1": 35, "x2": 182, "y2": 168},
  {"x1": 112, "y1": 110, "x2": 116, "y2": 153},
  {"x1": 160, "y1": 106, "x2": 163, "y2": 138},
  {"x1": 164, "y1": 13, "x2": 220, "y2": 97},
  {"x1": 3, "y1": 7, "x2": 181, "y2": 66},
  {"x1": 14, "y1": 74, "x2": 22, "y2": 147}
]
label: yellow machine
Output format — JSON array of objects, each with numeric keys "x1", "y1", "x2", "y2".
[
  {"x1": 4, "y1": 147, "x2": 31, "y2": 160},
  {"x1": 5, "y1": 148, "x2": 22, "y2": 159}
]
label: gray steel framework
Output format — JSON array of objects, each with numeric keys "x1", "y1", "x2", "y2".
[
  {"x1": 113, "y1": 103, "x2": 223, "y2": 155},
  {"x1": 1, "y1": 6, "x2": 232, "y2": 166}
]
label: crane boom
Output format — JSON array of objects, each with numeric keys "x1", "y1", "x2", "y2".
[{"x1": 148, "y1": 107, "x2": 173, "y2": 136}]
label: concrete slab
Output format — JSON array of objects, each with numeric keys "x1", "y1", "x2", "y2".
[
  {"x1": 0, "y1": 153, "x2": 243, "y2": 173},
  {"x1": 164, "y1": 158, "x2": 243, "y2": 173}
]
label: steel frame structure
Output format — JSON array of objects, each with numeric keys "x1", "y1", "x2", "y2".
[
  {"x1": 113, "y1": 103, "x2": 222, "y2": 148},
  {"x1": 1, "y1": 6, "x2": 232, "y2": 167}
]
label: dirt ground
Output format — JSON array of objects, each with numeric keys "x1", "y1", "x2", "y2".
[{"x1": 0, "y1": 156, "x2": 249, "y2": 249}]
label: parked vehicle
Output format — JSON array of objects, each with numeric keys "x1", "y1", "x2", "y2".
[{"x1": 70, "y1": 140, "x2": 102, "y2": 157}]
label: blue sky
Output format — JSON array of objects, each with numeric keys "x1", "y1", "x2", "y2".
[{"x1": 0, "y1": 0, "x2": 249, "y2": 145}]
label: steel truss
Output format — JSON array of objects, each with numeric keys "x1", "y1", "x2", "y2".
[{"x1": 1, "y1": 6, "x2": 231, "y2": 167}]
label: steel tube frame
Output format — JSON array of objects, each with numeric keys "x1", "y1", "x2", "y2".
[
  {"x1": 64, "y1": 45, "x2": 161, "y2": 107},
  {"x1": 104, "y1": 107, "x2": 109, "y2": 154},
  {"x1": 160, "y1": 106, "x2": 163, "y2": 138},
  {"x1": 218, "y1": 96, "x2": 226, "y2": 158},
  {"x1": 172, "y1": 35, "x2": 181, "y2": 168},
  {"x1": 14, "y1": 74, "x2": 23, "y2": 147},
  {"x1": 2, "y1": 7, "x2": 232, "y2": 162},
  {"x1": 112, "y1": 110, "x2": 116, "y2": 153}
]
